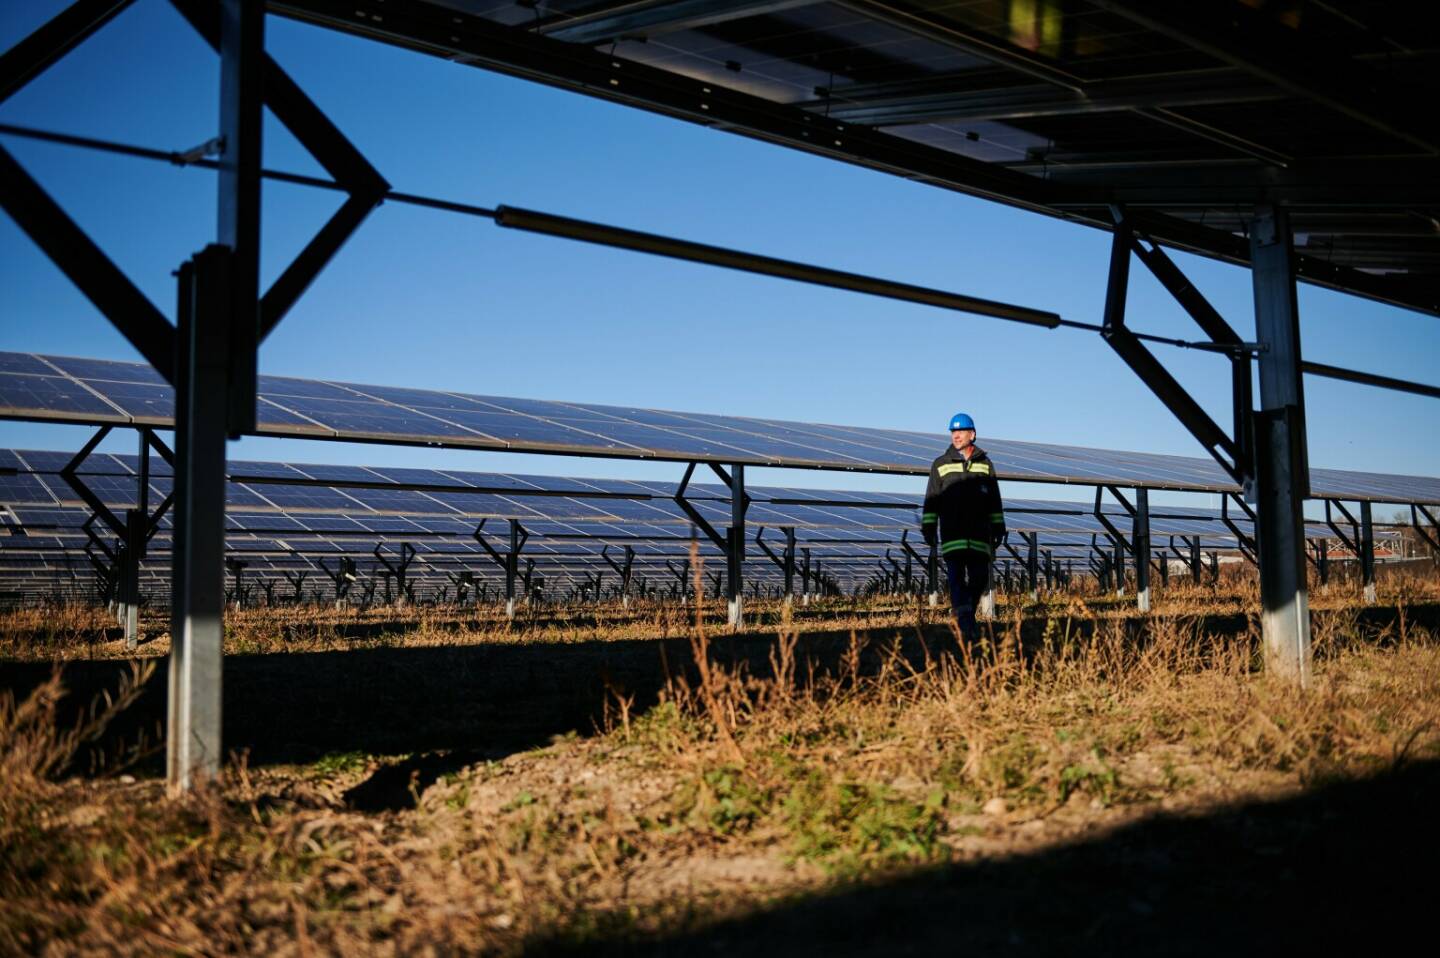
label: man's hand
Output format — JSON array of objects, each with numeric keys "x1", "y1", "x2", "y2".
[{"x1": 922, "y1": 525, "x2": 937, "y2": 548}]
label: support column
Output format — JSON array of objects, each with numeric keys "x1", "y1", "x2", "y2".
[
  {"x1": 801, "y1": 548, "x2": 812, "y2": 606},
  {"x1": 1026, "y1": 531, "x2": 1039, "y2": 602},
  {"x1": 1251, "y1": 203, "x2": 1311, "y2": 685},
  {"x1": 168, "y1": 248, "x2": 232, "y2": 790},
  {"x1": 1360, "y1": 500, "x2": 1377, "y2": 602},
  {"x1": 727, "y1": 463, "x2": 745, "y2": 629},
  {"x1": 783, "y1": 526, "x2": 796, "y2": 607},
  {"x1": 1134, "y1": 487, "x2": 1151, "y2": 612},
  {"x1": 120, "y1": 507, "x2": 142, "y2": 647},
  {"x1": 506, "y1": 520, "x2": 519, "y2": 620},
  {"x1": 168, "y1": 0, "x2": 263, "y2": 792},
  {"x1": 1112, "y1": 537, "x2": 1125, "y2": 596}
]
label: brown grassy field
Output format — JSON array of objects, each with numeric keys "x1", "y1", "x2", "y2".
[{"x1": 3, "y1": 569, "x2": 1439, "y2": 955}]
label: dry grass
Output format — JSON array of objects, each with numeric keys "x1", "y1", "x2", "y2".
[{"x1": 2, "y1": 570, "x2": 1439, "y2": 954}]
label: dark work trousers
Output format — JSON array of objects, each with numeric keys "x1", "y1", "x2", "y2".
[{"x1": 944, "y1": 551, "x2": 991, "y2": 640}]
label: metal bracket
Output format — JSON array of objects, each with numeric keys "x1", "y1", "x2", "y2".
[
  {"x1": 1411, "y1": 504, "x2": 1440, "y2": 555},
  {"x1": 1093, "y1": 486, "x2": 1134, "y2": 555},
  {"x1": 1103, "y1": 207, "x2": 1252, "y2": 486},
  {"x1": 1324, "y1": 499, "x2": 1360, "y2": 556},
  {"x1": 673, "y1": 462, "x2": 727, "y2": 551},
  {"x1": 1220, "y1": 492, "x2": 1258, "y2": 565}
]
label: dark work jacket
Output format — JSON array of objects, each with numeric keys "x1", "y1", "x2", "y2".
[{"x1": 920, "y1": 445, "x2": 1007, "y2": 556}]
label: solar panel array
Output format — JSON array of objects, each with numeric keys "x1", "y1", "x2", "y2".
[
  {"x1": 3, "y1": 353, "x2": 1438, "y2": 503},
  {"x1": 274, "y1": 0, "x2": 1440, "y2": 316},
  {"x1": 1, "y1": 447, "x2": 1391, "y2": 602}
]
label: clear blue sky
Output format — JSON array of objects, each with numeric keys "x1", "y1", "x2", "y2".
[{"x1": 3, "y1": 0, "x2": 1438, "y2": 514}]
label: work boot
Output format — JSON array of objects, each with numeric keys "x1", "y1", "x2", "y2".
[{"x1": 954, "y1": 603, "x2": 979, "y2": 642}]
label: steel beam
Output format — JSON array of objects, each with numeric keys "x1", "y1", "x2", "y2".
[
  {"x1": 813, "y1": 69, "x2": 1282, "y2": 126},
  {"x1": 0, "y1": 0, "x2": 135, "y2": 104},
  {"x1": 1250, "y1": 204, "x2": 1311, "y2": 686},
  {"x1": 494, "y1": 206, "x2": 1061, "y2": 328},
  {"x1": 1103, "y1": 216, "x2": 1244, "y2": 483},
  {"x1": 539, "y1": 0, "x2": 815, "y2": 44}
]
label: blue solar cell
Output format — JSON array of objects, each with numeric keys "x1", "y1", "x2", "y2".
[
  {"x1": 0, "y1": 354, "x2": 61, "y2": 376},
  {"x1": 0, "y1": 373, "x2": 124, "y2": 420},
  {"x1": 0, "y1": 471, "x2": 57, "y2": 505},
  {"x1": 241, "y1": 483, "x2": 369, "y2": 512},
  {"x1": 340, "y1": 487, "x2": 458, "y2": 515},
  {"x1": 46, "y1": 357, "x2": 166, "y2": 384},
  {"x1": 257, "y1": 375, "x2": 359, "y2": 400}
]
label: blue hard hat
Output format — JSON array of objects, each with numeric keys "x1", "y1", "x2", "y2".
[{"x1": 949, "y1": 412, "x2": 975, "y2": 432}]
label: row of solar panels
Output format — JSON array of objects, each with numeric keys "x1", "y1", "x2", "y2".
[
  {"x1": 3, "y1": 353, "x2": 1438, "y2": 502},
  {"x1": 1, "y1": 445, "x2": 1394, "y2": 600},
  {"x1": 2, "y1": 449, "x2": 1310, "y2": 543}
]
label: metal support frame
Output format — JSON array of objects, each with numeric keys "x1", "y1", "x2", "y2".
[
  {"x1": 1003, "y1": 531, "x2": 1040, "y2": 600},
  {"x1": 665, "y1": 557, "x2": 691, "y2": 601},
  {"x1": 1251, "y1": 204, "x2": 1312, "y2": 684},
  {"x1": 319, "y1": 555, "x2": 357, "y2": 605},
  {"x1": 1412, "y1": 505, "x2": 1440, "y2": 562},
  {"x1": 1168, "y1": 534, "x2": 1204, "y2": 584},
  {"x1": 281, "y1": 568, "x2": 308, "y2": 604},
  {"x1": 168, "y1": 245, "x2": 235, "y2": 790},
  {"x1": 59, "y1": 426, "x2": 173, "y2": 648},
  {"x1": 1220, "y1": 493, "x2": 1258, "y2": 566},
  {"x1": 899, "y1": 529, "x2": 931, "y2": 602},
  {"x1": 1306, "y1": 538, "x2": 1329, "y2": 586},
  {"x1": 474, "y1": 519, "x2": 527, "y2": 619},
  {"x1": 801, "y1": 547, "x2": 813, "y2": 605},
  {"x1": 1134, "y1": 487, "x2": 1151, "y2": 611},
  {"x1": 224, "y1": 557, "x2": 247, "y2": 609},
  {"x1": 1326, "y1": 499, "x2": 1377, "y2": 601},
  {"x1": 1094, "y1": 485, "x2": 1151, "y2": 608},
  {"x1": 601, "y1": 544, "x2": 636, "y2": 607},
  {"x1": 754, "y1": 526, "x2": 797, "y2": 604},
  {"x1": 372, "y1": 542, "x2": 416, "y2": 606},
  {"x1": 1103, "y1": 208, "x2": 1253, "y2": 487},
  {"x1": 673, "y1": 462, "x2": 749, "y2": 627},
  {"x1": 2, "y1": 0, "x2": 394, "y2": 790}
]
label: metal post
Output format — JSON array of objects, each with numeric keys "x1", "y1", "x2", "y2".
[
  {"x1": 506, "y1": 519, "x2": 518, "y2": 620},
  {"x1": 1190, "y1": 536, "x2": 1202, "y2": 584},
  {"x1": 1112, "y1": 537, "x2": 1125, "y2": 596},
  {"x1": 783, "y1": 526, "x2": 796, "y2": 607},
  {"x1": 727, "y1": 463, "x2": 745, "y2": 628},
  {"x1": 801, "y1": 547, "x2": 812, "y2": 606},
  {"x1": 1251, "y1": 203, "x2": 1311, "y2": 685},
  {"x1": 1134, "y1": 487, "x2": 1151, "y2": 612},
  {"x1": 1359, "y1": 500, "x2": 1376, "y2": 602},
  {"x1": 168, "y1": 248, "x2": 231, "y2": 791},
  {"x1": 1026, "y1": 531, "x2": 1039, "y2": 601},
  {"x1": 120, "y1": 507, "x2": 141, "y2": 647}
]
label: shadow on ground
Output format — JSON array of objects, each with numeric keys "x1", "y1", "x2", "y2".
[
  {"x1": 538, "y1": 759, "x2": 1440, "y2": 957},
  {"x1": 3, "y1": 603, "x2": 1437, "y2": 808},
  {"x1": 0, "y1": 626, "x2": 961, "y2": 780}
]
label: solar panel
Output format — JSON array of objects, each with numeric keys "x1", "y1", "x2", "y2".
[{"x1": 4, "y1": 353, "x2": 1438, "y2": 501}]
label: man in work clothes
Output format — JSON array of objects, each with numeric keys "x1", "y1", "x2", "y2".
[{"x1": 921, "y1": 413, "x2": 1007, "y2": 639}]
